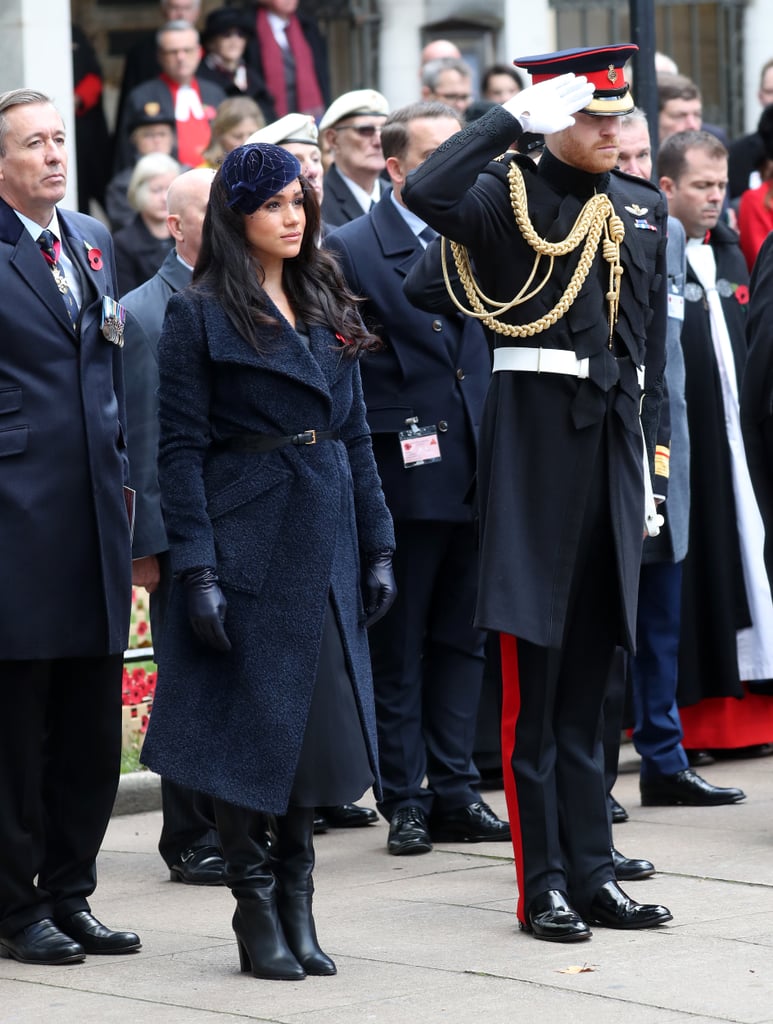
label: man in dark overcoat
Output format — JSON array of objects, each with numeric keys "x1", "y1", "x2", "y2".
[
  {"x1": 658, "y1": 130, "x2": 773, "y2": 737},
  {"x1": 327, "y1": 101, "x2": 509, "y2": 855},
  {"x1": 122, "y1": 167, "x2": 226, "y2": 886},
  {"x1": 0, "y1": 89, "x2": 139, "y2": 965},
  {"x1": 403, "y1": 47, "x2": 673, "y2": 941}
]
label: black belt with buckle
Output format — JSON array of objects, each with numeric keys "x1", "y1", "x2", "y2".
[{"x1": 221, "y1": 429, "x2": 340, "y2": 453}]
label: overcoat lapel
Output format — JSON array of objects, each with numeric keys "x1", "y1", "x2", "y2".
[
  {"x1": 60, "y1": 211, "x2": 115, "y2": 344},
  {"x1": 0, "y1": 202, "x2": 76, "y2": 340}
]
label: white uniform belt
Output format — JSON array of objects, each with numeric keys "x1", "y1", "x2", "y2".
[{"x1": 492, "y1": 347, "x2": 590, "y2": 379}]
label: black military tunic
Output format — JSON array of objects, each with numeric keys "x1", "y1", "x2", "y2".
[{"x1": 403, "y1": 105, "x2": 668, "y2": 922}]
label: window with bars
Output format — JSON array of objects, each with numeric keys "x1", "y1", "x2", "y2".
[{"x1": 550, "y1": 0, "x2": 747, "y2": 137}]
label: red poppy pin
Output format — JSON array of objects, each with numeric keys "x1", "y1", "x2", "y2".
[
  {"x1": 734, "y1": 284, "x2": 749, "y2": 305},
  {"x1": 84, "y1": 241, "x2": 103, "y2": 271}
]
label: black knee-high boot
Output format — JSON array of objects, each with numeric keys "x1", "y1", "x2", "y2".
[
  {"x1": 213, "y1": 798, "x2": 305, "y2": 981},
  {"x1": 271, "y1": 805, "x2": 336, "y2": 976}
]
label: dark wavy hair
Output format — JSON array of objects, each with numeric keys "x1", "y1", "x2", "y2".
[{"x1": 193, "y1": 169, "x2": 377, "y2": 356}]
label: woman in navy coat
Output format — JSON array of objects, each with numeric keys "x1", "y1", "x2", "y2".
[{"x1": 141, "y1": 144, "x2": 395, "y2": 981}]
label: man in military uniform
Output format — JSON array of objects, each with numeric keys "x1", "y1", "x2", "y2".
[{"x1": 404, "y1": 46, "x2": 672, "y2": 942}]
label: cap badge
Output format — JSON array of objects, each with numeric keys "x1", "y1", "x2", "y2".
[
  {"x1": 625, "y1": 203, "x2": 648, "y2": 216},
  {"x1": 144, "y1": 102, "x2": 161, "y2": 117},
  {"x1": 607, "y1": 65, "x2": 618, "y2": 83}
]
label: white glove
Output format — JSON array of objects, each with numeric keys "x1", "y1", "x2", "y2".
[{"x1": 504, "y1": 73, "x2": 595, "y2": 135}]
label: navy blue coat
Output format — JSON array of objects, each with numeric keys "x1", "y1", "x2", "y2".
[
  {"x1": 141, "y1": 289, "x2": 395, "y2": 812},
  {"x1": 326, "y1": 193, "x2": 490, "y2": 522},
  {"x1": 0, "y1": 198, "x2": 131, "y2": 658}
]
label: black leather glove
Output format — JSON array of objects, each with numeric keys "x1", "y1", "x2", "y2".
[
  {"x1": 180, "y1": 567, "x2": 232, "y2": 652},
  {"x1": 362, "y1": 552, "x2": 397, "y2": 627}
]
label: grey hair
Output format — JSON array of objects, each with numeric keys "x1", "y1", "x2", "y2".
[
  {"x1": 621, "y1": 106, "x2": 649, "y2": 130},
  {"x1": 0, "y1": 89, "x2": 55, "y2": 156},
  {"x1": 128, "y1": 152, "x2": 181, "y2": 211},
  {"x1": 156, "y1": 20, "x2": 199, "y2": 48},
  {"x1": 422, "y1": 57, "x2": 472, "y2": 92}
]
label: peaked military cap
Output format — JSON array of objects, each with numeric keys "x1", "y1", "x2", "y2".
[
  {"x1": 319, "y1": 89, "x2": 389, "y2": 131},
  {"x1": 248, "y1": 113, "x2": 319, "y2": 148},
  {"x1": 514, "y1": 44, "x2": 638, "y2": 116}
]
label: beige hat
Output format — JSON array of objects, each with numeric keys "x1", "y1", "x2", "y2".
[
  {"x1": 319, "y1": 89, "x2": 389, "y2": 132},
  {"x1": 247, "y1": 112, "x2": 319, "y2": 148}
]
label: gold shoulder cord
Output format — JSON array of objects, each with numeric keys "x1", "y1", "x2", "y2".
[{"x1": 440, "y1": 161, "x2": 625, "y2": 344}]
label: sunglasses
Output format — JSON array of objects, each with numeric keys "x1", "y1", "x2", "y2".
[{"x1": 336, "y1": 124, "x2": 383, "y2": 139}]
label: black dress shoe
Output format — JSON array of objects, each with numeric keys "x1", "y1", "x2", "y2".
[
  {"x1": 57, "y1": 912, "x2": 141, "y2": 954},
  {"x1": 430, "y1": 801, "x2": 511, "y2": 843},
  {"x1": 710, "y1": 743, "x2": 773, "y2": 760},
  {"x1": 169, "y1": 844, "x2": 226, "y2": 885},
  {"x1": 0, "y1": 919, "x2": 85, "y2": 965},
  {"x1": 520, "y1": 890, "x2": 591, "y2": 943},
  {"x1": 313, "y1": 814, "x2": 330, "y2": 834},
  {"x1": 316, "y1": 803, "x2": 378, "y2": 828},
  {"x1": 387, "y1": 806, "x2": 433, "y2": 855},
  {"x1": 612, "y1": 846, "x2": 655, "y2": 881},
  {"x1": 640, "y1": 768, "x2": 746, "y2": 806},
  {"x1": 585, "y1": 881, "x2": 672, "y2": 929},
  {"x1": 686, "y1": 749, "x2": 715, "y2": 767},
  {"x1": 608, "y1": 794, "x2": 629, "y2": 824}
]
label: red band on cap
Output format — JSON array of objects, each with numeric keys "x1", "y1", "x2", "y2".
[{"x1": 531, "y1": 66, "x2": 629, "y2": 92}]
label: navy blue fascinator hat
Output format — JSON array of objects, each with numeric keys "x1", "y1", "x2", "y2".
[{"x1": 221, "y1": 143, "x2": 302, "y2": 215}]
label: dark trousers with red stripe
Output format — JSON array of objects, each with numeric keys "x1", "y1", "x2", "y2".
[{"x1": 499, "y1": 437, "x2": 620, "y2": 924}]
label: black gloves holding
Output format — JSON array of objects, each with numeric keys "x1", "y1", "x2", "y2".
[
  {"x1": 180, "y1": 566, "x2": 232, "y2": 652},
  {"x1": 180, "y1": 555, "x2": 394, "y2": 647},
  {"x1": 362, "y1": 551, "x2": 397, "y2": 627}
]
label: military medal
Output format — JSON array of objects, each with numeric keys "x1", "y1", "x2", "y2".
[
  {"x1": 101, "y1": 295, "x2": 126, "y2": 347},
  {"x1": 52, "y1": 265, "x2": 69, "y2": 294}
]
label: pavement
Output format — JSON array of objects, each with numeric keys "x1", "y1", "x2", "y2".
[{"x1": 3, "y1": 749, "x2": 773, "y2": 1024}]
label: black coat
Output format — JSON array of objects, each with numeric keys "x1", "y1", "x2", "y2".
[
  {"x1": 403, "y1": 107, "x2": 668, "y2": 651},
  {"x1": 140, "y1": 289, "x2": 394, "y2": 812},
  {"x1": 326, "y1": 193, "x2": 490, "y2": 521},
  {"x1": 113, "y1": 215, "x2": 174, "y2": 296},
  {"x1": 196, "y1": 56, "x2": 276, "y2": 123},
  {"x1": 0, "y1": 199, "x2": 131, "y2": 658},
  {"x1": 742, "y1": 231, "x2": 773, "y2": 595},
  {"x1": 244, "y1": 6, "x2": 330, "y2": 108},
  {"x1": 678, "y1": 223, "x2": 751, "y2": 705},
  {"x1": 114, "y1": 77, "x2": 227, "y2": 173},
  {"x1": 321, "y1": 164, "x2": 369, "y2": 229}
]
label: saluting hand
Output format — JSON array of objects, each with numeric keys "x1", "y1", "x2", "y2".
[{"x1": 504, "y1": 73, "x2": 595, "y2": 135}]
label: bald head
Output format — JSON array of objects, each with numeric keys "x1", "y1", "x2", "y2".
[
  {"x1": 421, "y1": 39, "x2": 461, "y2": 66},
  {"x1": 167, "y1": 167, "x2": 214, "y2": 267}
]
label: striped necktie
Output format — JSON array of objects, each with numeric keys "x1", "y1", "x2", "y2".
[{"x1": 37, "y1": 229, "x2": 79, "y2": 328}]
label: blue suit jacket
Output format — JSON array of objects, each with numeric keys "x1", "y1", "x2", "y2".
[
  {"x1": 0, "y1": 198, "x2": 131, "y2": 658},
  {"x1": 326, "y1": 192, "x2": 490, "y2": 523},
  {"x1": 121, "y1": 248, "x2": 192, "y2": 558}
]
